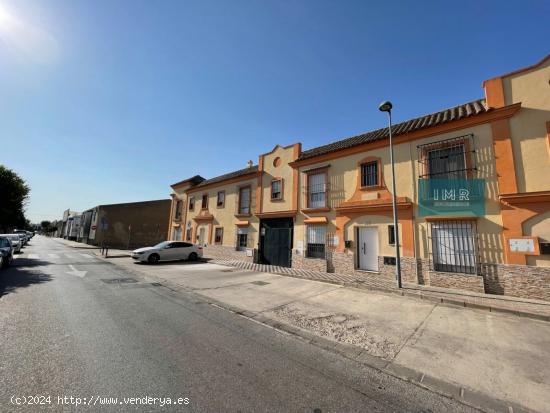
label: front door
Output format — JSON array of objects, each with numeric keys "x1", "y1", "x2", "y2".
[
  {"x1": 259, "y1": 218, "x2": 293, "y2": 267},
  {"x1": 357, "y1": 227, "x2": 378, "y2": 271},
  {"x1": 198, "y1": 227, "x2": 205, "y2": 245}
]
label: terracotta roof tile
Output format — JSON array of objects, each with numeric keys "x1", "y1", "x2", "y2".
[{"x1": 298, "y1": 99, "x2": 489, "y2": 161}]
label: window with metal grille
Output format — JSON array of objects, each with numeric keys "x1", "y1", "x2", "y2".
[
  {"x1": 236, "y1": 227, "x2": 248, "y2": 250},
  {"x1": 238, "y1": 187, "x2": 251, "y2": 215},
  {"x1": 388, "y1": 225, "x2": 395, "y2": 245},
  {"x1": 308, "y1": 173, "x2": 326, "y2": 208},
  {"x1": 271, "y1": 179, "x2": 282, "y2": 200},
  {"x1": 430, "y1": 220, "x2": 477, "y2": 274},
  {"x1": 214, "y1": 227, "x2": 223, "y2": 244},
  {"x1": 217, "y1": 191, "x2": 225, "y2": 207},
  {"x1": 361, "y1": 161, "x2": 378, "y2": 187},
  {"x1": 201, "y1": 194, "x2": 208, "y2": 209},
  {"x1": 174, "y1": 200, "x2": 183, "y2": 219},
  {"x1": 188, "y1": 196, "x2": 195, "y2": 211},
  {"x1": 306, "y1": 225, "x2": 326, "y2": 259},
  {"x1": 186, "y1": 226, "x2": 192, "y2": 241}
]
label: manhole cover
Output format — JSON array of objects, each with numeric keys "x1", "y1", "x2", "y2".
[
  {"x1": 250, "y1": 281, "x2": 270, "y2": 286},
  {"x1": 101, "y1": 278, "x2": 138, "y2": 284}
]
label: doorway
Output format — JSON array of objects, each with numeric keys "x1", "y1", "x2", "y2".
[
  {"x1": 356, "y1": 227, "x2": 378, "y2": 271},
  {"x1": 259, "y1": 218, "x2": 293, "y2": 267}
]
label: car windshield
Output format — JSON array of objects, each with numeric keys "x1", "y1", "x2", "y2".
[
  {"x1": 0, "y1": 238, "x2": 11, "y2": 248},
  {"x1": 153, "y1": 241, "x2": 171, "y2": 249}
]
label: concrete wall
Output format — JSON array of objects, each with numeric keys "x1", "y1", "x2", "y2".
[{"x1": 92, "y1": 200, "x2": 170, "y2": 249}]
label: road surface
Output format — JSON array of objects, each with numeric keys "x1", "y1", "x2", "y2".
[{"x1": 0, "y1": 236, "x2": 476, "y2": 412}]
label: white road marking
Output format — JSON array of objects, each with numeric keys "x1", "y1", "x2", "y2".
[
  {"x1": 79, "y1": 253, "x2": 94, "y2": 259},
  {"x1": 66, "y1": 264, "x2": 87, "y2": 278},
  {"x1": 28, "y1": 254, "x2": 39, "y2": 259},
  {"x1": 49, "y1": 254, "x2": 59, "y2": 259},
  {"x1": 64, "y1": 254, "x2": 75, "y2": 259}
]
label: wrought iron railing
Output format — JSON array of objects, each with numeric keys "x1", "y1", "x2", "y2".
[{"x1": 417, "y1": 134, "x2": 477, "y2": 180}]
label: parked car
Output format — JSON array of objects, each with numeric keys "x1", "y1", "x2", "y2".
[
  {"x1": 16, "y1": 233, "x2": 26, "y2": 246},
  {"x1": 13, "y1": 230, "x2": 29, "y2": 244},
  {"x1": 0, "y1": 236, "x2": 14, "y2": 268},
  {"x1": 131, "y1": 241, "x2": 203, "y2": 264},
  {"x1": 0, "y1": 234, "x2": 22, "y2": 253}
]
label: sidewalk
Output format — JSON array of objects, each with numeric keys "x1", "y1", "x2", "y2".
[{"x1": 55, "y1": 238, "x2": 550, "y2": 412}]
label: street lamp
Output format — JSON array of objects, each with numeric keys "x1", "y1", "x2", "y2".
[{"x1": 378, "y1": 101, "x2": 402, "y2": 289}]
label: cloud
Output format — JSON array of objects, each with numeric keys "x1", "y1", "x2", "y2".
[{"x1": 0, "y1": 2, "x2": 59, "y2": 64}]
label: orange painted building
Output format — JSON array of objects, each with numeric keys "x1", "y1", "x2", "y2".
[{"x1": 169, "y1": 54, "x2": 550, "y2": 301}]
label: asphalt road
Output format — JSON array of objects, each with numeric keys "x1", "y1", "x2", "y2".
[{"x1": 0, "y1": 236, "x2": 477, "y2": 412}]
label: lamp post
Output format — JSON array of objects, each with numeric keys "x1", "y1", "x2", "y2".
[{"x1": 378, "y1": 101, "x2": 402, "y2": 289}]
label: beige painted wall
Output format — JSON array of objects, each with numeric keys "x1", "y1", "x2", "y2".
[
  {"x1": 186, "y1": 177, "x2": 259, "y2": 248},
  {"x1": 260, "y1": 145, "x2": 296, "y2": 213},
  {"x1": 295, "y1": 122, "x2": 504, "y2": 264},
  {"x1": 503, "y1": 59, "x2": 550, "y2": 193}
]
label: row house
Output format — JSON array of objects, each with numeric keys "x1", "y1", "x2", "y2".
[{"x1": 168, "y1": 54, "x2": 550, "y2": 301}]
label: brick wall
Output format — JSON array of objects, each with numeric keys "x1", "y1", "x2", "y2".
[
  {"x1": 482, "y1": 263, "x2": 550, "y2": 302},
  {"x1": 292, "y1": 253, "x2": 328, "y2": 272},
  {"x1": 331, "y1": 252, "x2": 418, "y2": 283},
  {"x1": 427, "y1": 270, "x2": 485, "y2": 293},
  {"x1": 202, "y1": 245, "x2": 253, "y2": 263}
]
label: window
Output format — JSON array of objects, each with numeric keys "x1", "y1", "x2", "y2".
[
  {"x1": 271, "y1": 179, "x2": 282, "y2": 200},
  {"x1": 307, "y1": 172, "x2": 327, "y2": 208},
  {"x1": 188, "y1": 196, "x2": 195, "y2": 211},
  {"x1": 214, "y1": 227, "x2": 223, "y2": 244},
  {"x1": 236, "y1": 227, "x2": 248, "y2": 250},
  {"x1": 238, "y1": 186, "x2": 251, "y2": 215},
  {"x1": 172, "y1": 227, "x2": 182, "y2": 241},
  {"x1": 306, "y1": 225, "x2": 326, "y2": 259},
  {"x1": 201, "y1": 194, "x2": 208, "y2": 210},
  {"x1": 361, "y1": 161, "x2": 378, "y2": 187},
  {"x1": 186, "y1": 225, "x2": 192, "y2": 242},
  {"x1": 431, "y1": 220, "x2": 477, "y2": 274},
  {"x1": 174, "y1": 200, "x2": 183, "y2": 220},
  {"x1": 388, "y1": 225, "x2": 395, "y2": 245},
  {"x1": 427, "y1": 144, "x2": 466, "y2": 179},
  {"x1": 217, "y1": 191, "x2": 225, "y2": 207}
]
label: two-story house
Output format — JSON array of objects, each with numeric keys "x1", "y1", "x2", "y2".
[{"x1": 168, "y1": 54, "x2": 550, "y2": 301}]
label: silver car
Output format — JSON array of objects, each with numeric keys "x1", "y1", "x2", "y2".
[
  {"x1": 132, "y1": 241, "x2": 203, "y2": 264},
  {"x1": 0, "y1": 234, "x2": 22, "y2": 253},
  {"x1": 0, "y1": 236, "x2": 14, "y2": 268}
]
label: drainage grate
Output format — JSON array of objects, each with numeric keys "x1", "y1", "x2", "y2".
[
  {"x1": 250, "y1": 281, "x2": 270, "y2": 286},
  {"x1": 101, "y1": 278, "x2": 138, "y2": 284}
]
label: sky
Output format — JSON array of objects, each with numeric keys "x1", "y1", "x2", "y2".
[{"x1": 0, "y1": 0, "x2": 548, "y2": 223}]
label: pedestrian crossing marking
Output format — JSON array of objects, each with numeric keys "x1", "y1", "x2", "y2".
[
  {"x1": 79, "y1": 253, "x2": 94, "y2": 259},
  {"x1": 28, "y1": 254, "x2": 39, "y2": 259},
  {"x1": 49, "y1": 254, "x2": 59, "y2": 259}
]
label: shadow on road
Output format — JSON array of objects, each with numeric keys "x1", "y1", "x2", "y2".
[
  {"x1": 134, "y1": 258, "x2": 212, "y2": 267},
  {"x1": 0, "y1": 259, "x2": 52, "y2": 298}
]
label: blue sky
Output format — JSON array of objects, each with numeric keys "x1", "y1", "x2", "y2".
[{"x1": 0, "y1": 0, "x2": 548, "y2": 223}]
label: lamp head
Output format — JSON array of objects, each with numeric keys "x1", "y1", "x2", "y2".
[{"x1": 378, "y1": 100, "x2": 393, "y2": 112}]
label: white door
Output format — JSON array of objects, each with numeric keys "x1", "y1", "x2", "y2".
[
  {"x1": 198, "y1": 227, "x2": 206, "y2": 245},
  {"x1": 357, "y1": 227, "x2": 378, "y2": 271}
]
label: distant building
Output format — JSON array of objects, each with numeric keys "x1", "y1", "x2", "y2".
[{"x1": 79, "y1": 199, "x2": 171, "y2": 249}]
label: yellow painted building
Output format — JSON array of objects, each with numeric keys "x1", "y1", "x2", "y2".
[{"x1": 168, "y1": 54, "x2": 550, "y2": 301}]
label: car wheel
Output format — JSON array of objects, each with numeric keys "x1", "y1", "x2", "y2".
[
  {"x1": 188, "y1": 252, "x2": 198, "y2": 262},
  {"x1": 148, "y1": 254, "x2": 160, "y2": 264}
]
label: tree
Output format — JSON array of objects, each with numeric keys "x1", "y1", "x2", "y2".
[
  {"x1": 40, "y1": 220, "x2": 52, "y2": 233},
  {"x1": 0, "y1": 165, "x2": 30, "y2": 232}
]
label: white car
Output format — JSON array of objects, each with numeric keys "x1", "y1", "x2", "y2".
[
  {"x1": 0, "y1": 234, "x2": 22, "y2": 253},
  {"x1": 131, "y1": 241, "x2": 203, "y2": 264}
]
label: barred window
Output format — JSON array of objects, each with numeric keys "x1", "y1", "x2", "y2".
[
  {"x1": 236, "y1": 227, "x2": 248, "y2": 250},
  {"x1": 361, "y1": 161, "x2": 378, "y2": 187},
  {"x1": 214, "y1": 227, "x2": 223, "y2": 244},
  {"x1": 217, "y1": 191, "x2": 225, "y2": 207},
  {"x1": 308, "y1": 173, "x2": 326, "y2": 208},
  {"x1": 271, "y1": 180, "x2": 282, "y2": 200},
  {"x1": 174, "y1": 200, "x2": 183, "y2": 219},
  {"x1": 238, "y1": 187, "x2": 251, "y2": 215},
  {"x1": 186, "y1": 226, "x2": 192, "y2": 242},
  {"x1": 427, "y1": 144, "x2": 466, "y2": 179},
  {"x1": 306, "y1": 225, "x2": 326, "y2": 259},
  {"x1": 430, "y1": 220, "x2": 477, "y2": 274}
]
